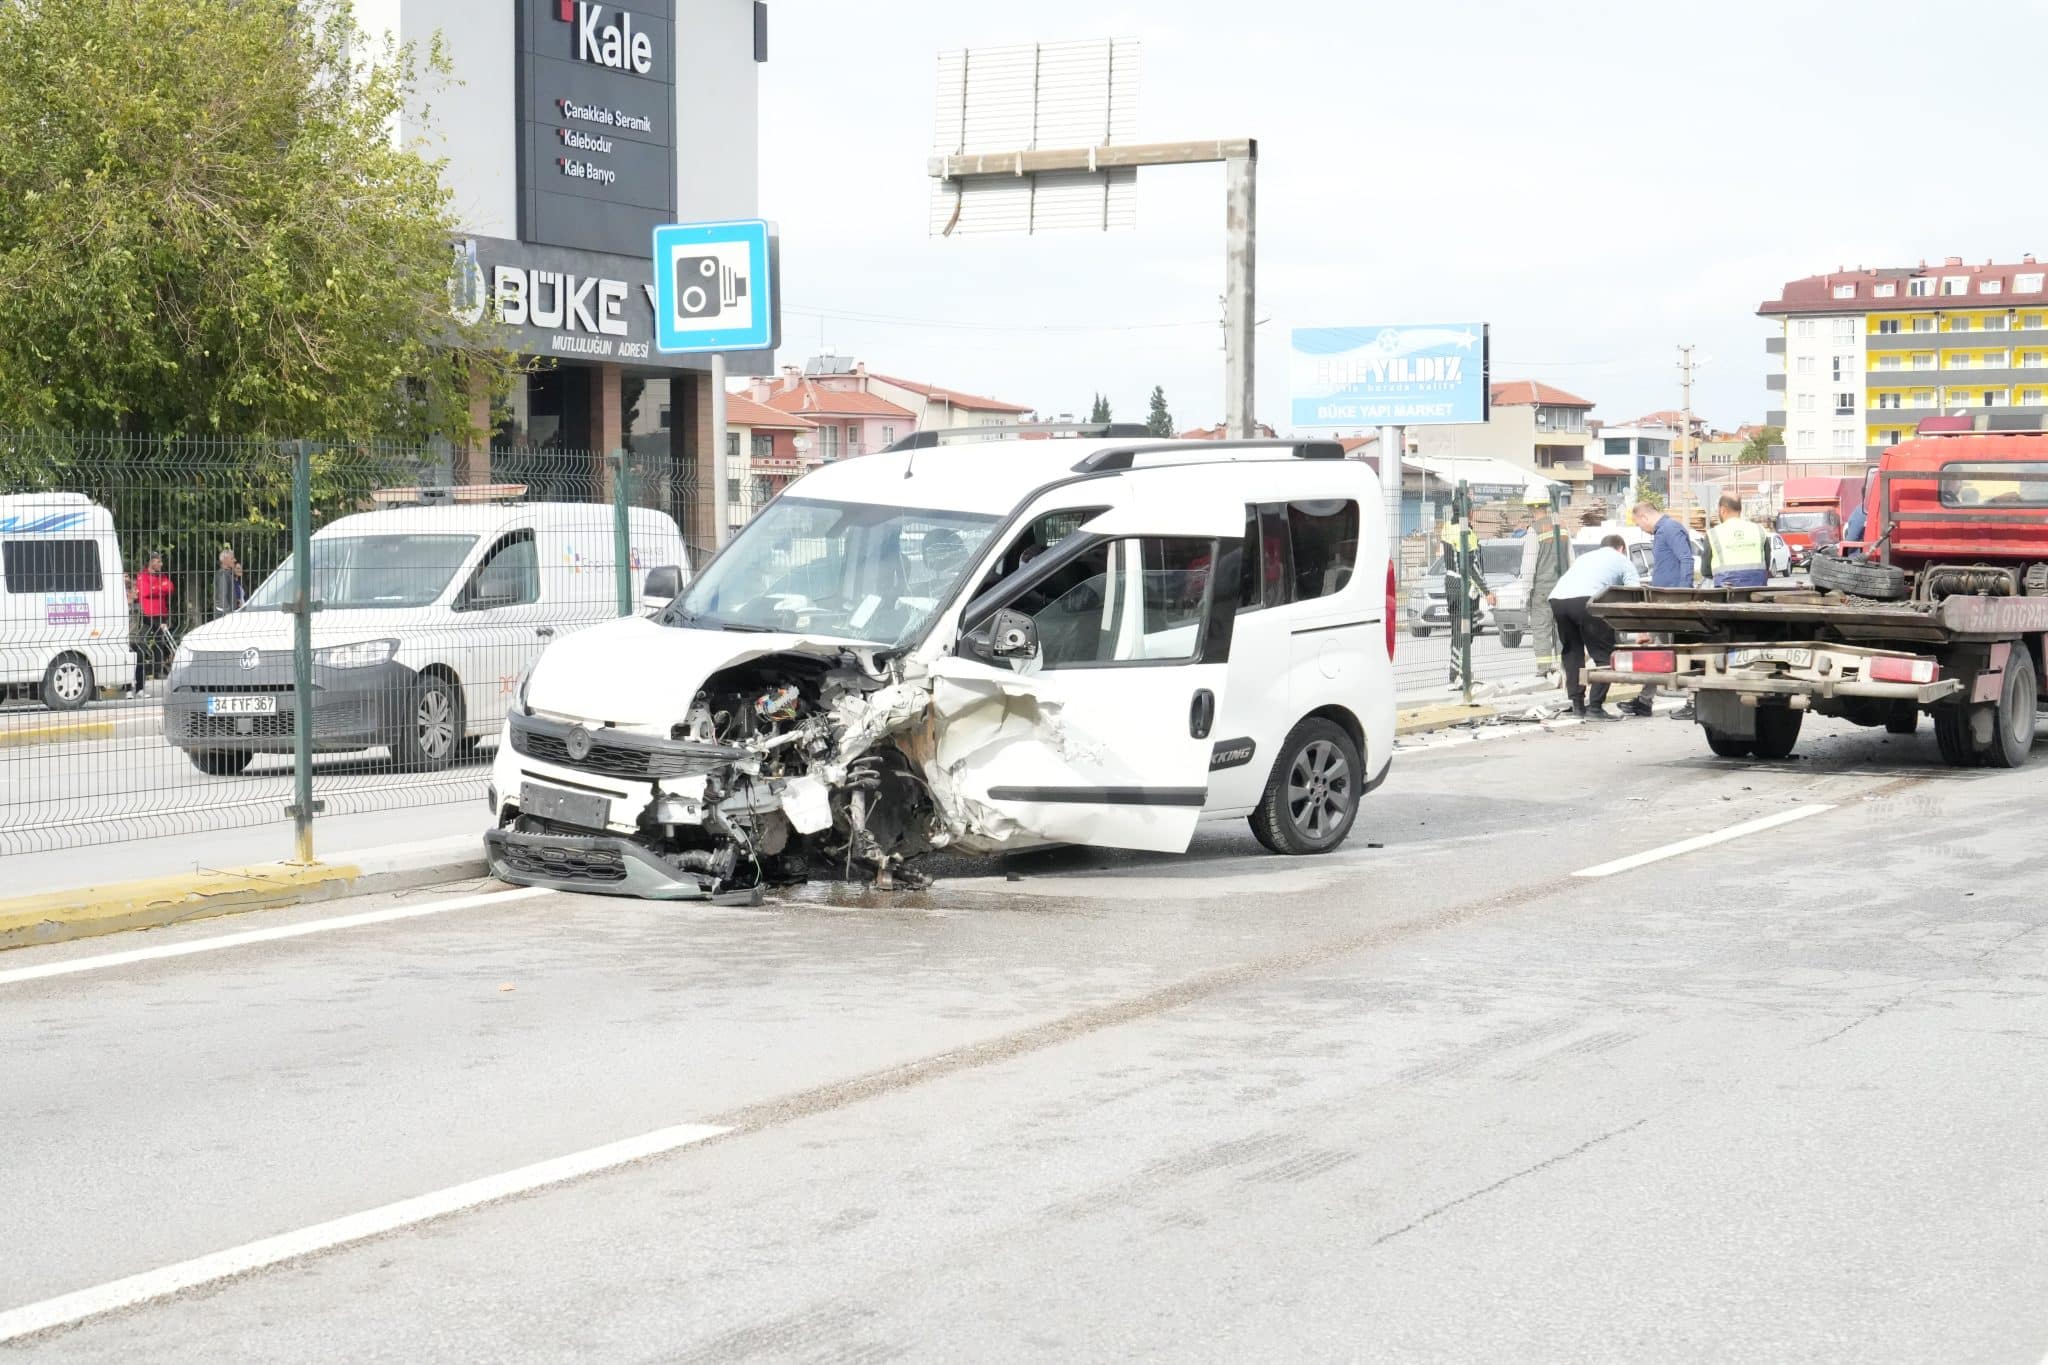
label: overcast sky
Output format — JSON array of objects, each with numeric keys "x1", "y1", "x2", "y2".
[{"x1": 756, "y1": 0, "x2": 2048, "y2": 435}]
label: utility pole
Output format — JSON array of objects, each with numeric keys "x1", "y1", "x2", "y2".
[
  {"x1": 1676, "y1": 344, "x2": 1696, "y2": 517},
  {"x1": 1223, "y1": 147, "x2": 1256, "y2": 438}
]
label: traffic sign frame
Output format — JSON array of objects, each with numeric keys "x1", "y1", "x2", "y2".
[{"x1": 650, "y1": 219, "x2": 775, "y2": 353}]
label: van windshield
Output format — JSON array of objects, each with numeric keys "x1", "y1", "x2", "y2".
[
  {"x1": 245, "y1": 534, "x2": 478, "y2": 610},
  {"x1": 672, "y1": 497, "x2": 1001, "y2": 645}
]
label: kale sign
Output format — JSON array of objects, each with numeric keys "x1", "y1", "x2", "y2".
[{"x1": 517, "y1": 0, "x2": 676, "y2": 258}]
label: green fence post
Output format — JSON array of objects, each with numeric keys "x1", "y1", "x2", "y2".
[
  {"x1": 610, "y1": 449, "x2": 632, "y2": 616},
  {"x1": 288, "y1": 439, "x2": 319, "y2": 863}
]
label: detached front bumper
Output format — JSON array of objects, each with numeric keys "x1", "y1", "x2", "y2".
[{"x1": 484, "y1": 827, "x2": 728, "y2": 900}]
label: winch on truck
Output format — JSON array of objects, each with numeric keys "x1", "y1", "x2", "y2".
[{"x1": 1587, "y1": 431, "x2": 2048, "y2": 768}]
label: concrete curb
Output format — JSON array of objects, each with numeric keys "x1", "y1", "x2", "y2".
[
  {"x1": 1395, "y1": 703, "x2": 1495, "y2": 736},
  {"x1": 0, "y1": 836, "x2": 491, "y2": 952},
  {"x1": 0, "y1": 708, "x2": 160, "y2": 750}
]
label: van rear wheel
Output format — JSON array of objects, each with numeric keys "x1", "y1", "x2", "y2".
[
  {"x1": 41, "y1": 653, "x2": 93, "y2": 711},
  {"x1": 1251, "y1": 718, "x2": 1362, "y2": 856}
]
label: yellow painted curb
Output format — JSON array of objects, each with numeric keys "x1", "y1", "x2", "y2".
[
  {"x1": 1395, "y1": 703, "x2": 1494, "y2": 736},
  {"x1": 0, "y1": 718, "x2": 115, "y2": 749},
  {"x1": 0, "y1": 862, "x2": 363, "y2": 951}
]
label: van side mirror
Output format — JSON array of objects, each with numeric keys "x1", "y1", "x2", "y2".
[
  {"x1": 989, "y1": 608, "x2": 1038, "y2": 659},
  {"x1": 642, "y1": 565, "x2": 684, "y2": 600}
]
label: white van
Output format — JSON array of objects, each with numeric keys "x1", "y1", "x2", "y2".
[
  {"x1": 165, "y1": 496, "x2": 688, "y2": 775},
  {"x1": 0, "y1": 493, "x2": 135, "y2": 709},
  {"x1": 486, "y1": 435, "x2": 1396, "y2": 900}
]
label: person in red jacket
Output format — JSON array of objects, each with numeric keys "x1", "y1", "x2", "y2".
[{"x1": 132, "y1": 552, "x2": 175, "y2": 687}]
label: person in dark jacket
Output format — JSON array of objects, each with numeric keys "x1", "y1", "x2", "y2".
[
  {"x1": 213, "y1": 548, "x2": 245, "y2": 618},
  {"x1": 1627, "y1": 503, "x2": 1696, "y2": 718}
]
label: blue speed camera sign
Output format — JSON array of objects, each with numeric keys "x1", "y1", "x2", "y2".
[{"x1": 651, "y1": 219, "x2": 776, "y2": 353}]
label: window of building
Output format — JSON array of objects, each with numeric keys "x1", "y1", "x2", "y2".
[
  {"x1": 2024, "y1": 389, "x2": 2045, "y2": 406},
  {"x1": 1911, "y1": 316, "x2": 1937, "y2": 333},
  {"x1": 1835, "y1": 393, "x2": 1856, "y2": 414},
  {"x1": 1833, "y1": 318, "x2": 1857, "y2": 340},
  {"x1": 1942, "y1": 276, "x2": 1969, "y2": 296},
  {"x1": 726, "y1": 477, "x2": 741, "y2": 504},
  {"x1": 1796, "y1": 429, "x2": 1816, "y2": 450},
  {"x1": 1832, "y1": 355, "x2": 1854, "y2": 381},
  {"x1": 3, "y1": 539, "x2": 103, "y2": 594},
  {"x1": 751, "y1": 433, "x2": 774, "y2": 458},
  {"x1": 1984, "y1": 314, "x2": 2008, "y2": 330},
  {"x1": 2024, "y1": 313, "x2": 2045, "y2": 329},
  {"x1": 1885, "y1": 430, "x2": 1903, "y2": 446},
  {"x1": 1876, "y1": 355, "x2": 1902, "y2": 370},
  {"x1": 1796, "y1": 319, "x2": 1818, "y2": 337},
  {"x1": 1985, "y1": 350, "x2": 2009, "y2": 367},
  {"x1": 2019, "y1": 276, "x2": 2045, "y2": 294},
  {"x1": 1951, "y1": 316, "x2": 1971, "y2": 331},
  {"x1": 1832, "y1": 429, "x2": 1855, "y2": 453},
  {"x1": 1948, "y1": 353, "x2": 1971, "y2": 369},
  {"x1": 1877, "y1": 393, "x2": 1902, "y2": 409},
  {"x1": 1908, "y1": 278, "x2": 1933, "y2": 297},
  {"x1": 725, "y1": 432, "x2": 741, "y2": 460},
  {"x1": 1877, "y1": 318, "x2": 1901, "y2": 333},
  {"x1": 1796, "y1": 355, "x2": 1814, "y2": 374},
  {"x1": 846, "y1": 423, "x2": 860, "y2": 453},
  {"x1": 1981, "y1": 280, "x2": 2004, "y2": 295},
  {"x1": 881, "y1": 425, "x2": 896, "y2": 446},
  {"x1": 2026, "y1": 352, "x2": 2046, "y2": 368},
  {"x1": 1913, "y1": 354, "x2": 1936, "y2": 369},
  {"x1": 1984, "y1": 391, "x2": 2006, "y2": 406},
  {"x1": 1797, "y1": 394, "x2": 1815, "y2": 413},
  {"x1": 1913, "y1": 390, "x2": 1935, "y2": 406},
  {"x1": 1833, "y1": 283, "x2": 1856, "y2": 299},
  {"x1": 819, "y1": 425, "x2": 838, "y2": 459},
  {"x1": 1603, "y1": 437, "x2": 1630, "y2": 457},
  {"x1": 1875, "y1": 283, "x2": 1897, "y2": 298}
]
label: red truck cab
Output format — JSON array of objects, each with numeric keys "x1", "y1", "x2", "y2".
[
  {"x1": 1776, "y1": 475, "x2": 1860, "y2": 567},
  {"x1": 1870, "y1": 433, "x2": 2048, "y2": 570}
]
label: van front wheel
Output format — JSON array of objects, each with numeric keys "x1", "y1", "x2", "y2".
[
  {"x1": 42, "y1": 654, "x2": 93, "y2": 710},
  {"x1": 1251, "y1": 718, "x2": 1363, "y2": 856},
  {"x1": 392, "y1": 673, "x2": 463, "y2": 771}
]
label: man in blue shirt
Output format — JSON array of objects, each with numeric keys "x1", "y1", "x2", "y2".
[
  {"x1": 1628, "y1": 503, "x2": 1696, "y2": 717},
  {"x1": 1548, "y1": 534, "x2": 1641, "y2": 719}
]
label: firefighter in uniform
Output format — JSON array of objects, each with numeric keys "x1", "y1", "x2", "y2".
[
  {"x1": 1441, "y1": 518, "x2": 1494, "y2": 687},
  {"x1": 1517, "y1": 492, "x2": 1572, "y2": 683},
  {"x1": 1708, "y1": 494, "x2": 1769, "y2": 588}
]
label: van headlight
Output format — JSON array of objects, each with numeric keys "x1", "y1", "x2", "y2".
[
  {"x1": 314, "y1": 639, "x2": 398, "y2": 669},
  {"x1": 513, "y1": 670, "x2": 533, "y2": 715},
  {"x1": 173, "y1": 642, "x2": 194, "y2": 668}
]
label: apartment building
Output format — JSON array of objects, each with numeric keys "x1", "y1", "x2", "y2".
[
  {"x1": 1760, "y1": 257, "x2": 2048, "y2": 461},
  {"x1": 1408, "y1": 380, "x2": 1597, "y2": 484},
  {"x1": 742, "y1": 356, "x2": 1036, "y2": 457}
]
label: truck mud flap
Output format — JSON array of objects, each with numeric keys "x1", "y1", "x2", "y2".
[{"x1": 1695, "y1": 690, "x2": 1755, "y2": 740}]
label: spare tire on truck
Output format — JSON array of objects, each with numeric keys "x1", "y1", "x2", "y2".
[{"x1": 1810, "y1": 550, "x2": 1907, "y2": 601}]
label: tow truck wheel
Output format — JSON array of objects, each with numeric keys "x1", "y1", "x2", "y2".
[
  {"x1": 1884, "y1": 703, "x2": 1919, "y2": 735},
  {"x1": 1982, "y1": 649, "x2": 2037, "y2": 770},
  {"x1": 1751, "y1": 707, "x2": 1804, "y2": 760},
  {"x1": 1934, "y1": 705, "x2": 1978, "y2": 767},
  {"x1": 1702, "y1": 726, "x2": 1753, "y2": 759}
]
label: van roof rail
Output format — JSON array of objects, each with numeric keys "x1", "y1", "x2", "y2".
[
  {"x1": 369, "y1": 483, "x2": 529, "y2": 506},
  {"x1": 1073, "y1": 439, "x2": 1346, "y2": 472},
  {"x1": 881, "y1": 422, "x2": 1153, "y2": 451}
]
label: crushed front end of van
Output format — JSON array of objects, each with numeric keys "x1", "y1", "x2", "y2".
[{"x1": 484, "y1": 618, "x2": 969, "y2": 901}]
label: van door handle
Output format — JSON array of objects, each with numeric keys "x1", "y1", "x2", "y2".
[
  {"x1": 1189, "y1": 688, "x2": 1214, "y2": 739},
  {"x1": 535, "y1": 626, "x2": 555, "y2": 640}
]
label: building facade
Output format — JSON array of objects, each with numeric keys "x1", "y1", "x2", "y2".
[
  {"x1": 723, "y1": 394, "x2": 814, "y2": 532},
  {"x1": 1761, "y1": 257, "x2": 2048, "y2": 462},
  {"x1": 743, "y1": 357, "x2": 1034, "y2": 454},
  {"x1": 360, "y1": 0, "x2": 771, "y2": 547},
  {"x1": 1408, "y1": 381, "x2": 1597, "y2": 488}
]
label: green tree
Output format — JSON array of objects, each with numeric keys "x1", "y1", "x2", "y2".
[
  {"x1": 1089, "y1": 393, "x2": 1113, "y2": 424},
  {"x1": 0, "y1": 0, "x2": 514, "y2": 442},
  {"x1": 1738, "y1": 426, "x2": 1783, "y2": 465},
  {"x1": 1145, "y1": 386, "x2": 1174, "y2": 437}
]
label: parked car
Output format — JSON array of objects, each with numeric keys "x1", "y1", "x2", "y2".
[
  {"x1": 486, "y1": 435, "x2": 1398, "y2": 900},
  {"x1": 163, "y1": 495, "x2": 689, "y2": 776},
  {"x1": 0, "y1": 493, "x2": 135, "y2": 710},
  {"x1": 1406, "y1": 539, "x2": 1529, "y2": 646}
]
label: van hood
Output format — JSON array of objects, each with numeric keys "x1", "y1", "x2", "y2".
[
  {"x1": 180, "y1": 609, "x2": 444, "y2": 651},
  {"x1": 523, "y1": 616, "x2": 860, "y2": 729}
]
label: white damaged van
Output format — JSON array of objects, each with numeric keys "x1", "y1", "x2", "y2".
[
  {"x1": 0, "y1": 493, "x2": 134, "y2": 709},
  {"x1": 487, "y1": 434, "x2": 1397, "y2": 899},
  {"x1": 165, "y1": 494, "x2": 688, "y2": 775}
]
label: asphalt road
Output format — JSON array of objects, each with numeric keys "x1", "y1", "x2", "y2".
[{"x1": 5, "y1": 708, "x2": 2047, "y2": 1361}]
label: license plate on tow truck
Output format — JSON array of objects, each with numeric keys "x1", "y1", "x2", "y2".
[{"x1": 1727, "y1": 647, "x2": 1813, "y2": 669}]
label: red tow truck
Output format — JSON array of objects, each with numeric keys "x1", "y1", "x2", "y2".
[{"x1": 1588, "y1": 432, "x2": 2048, "y2": 768}]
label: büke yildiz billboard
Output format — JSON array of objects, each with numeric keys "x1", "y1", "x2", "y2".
[{"x1": 1290, "y1": 323, "x2": 1489, "y2": 428}]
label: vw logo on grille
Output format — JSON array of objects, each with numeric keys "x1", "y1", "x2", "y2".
[
  {"x1": 239, "y1": 647, "x2": 261, "y2": 671},
  {"x1": 564, "y1": 726, "x2": 594, "y2": 762}
]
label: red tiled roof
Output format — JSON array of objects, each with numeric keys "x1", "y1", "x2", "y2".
[
  {"x1": 1760, "y1": 258, "x2": 2048, "y2": 315},
  {"x1": 865, "y1": 372, "x2": 1034, "y2": 414},
  {"x1": 1490, "y1": 380, "x2": 1594, "y2": 409},
  {"x1": 1339, "y1": 435, "x2": 1378, "y2": 453},
  {"x1": 1589, "y1": 461, "x2": 1628, "y2": 476},
  {"x1": 758, "y1": 380, "x2": 915, "y2": 420},
  {"x1": 1178, "y1": 423, "x2": 1278, "y2": 440},
  {"x1": 725, "y1": 394, "x2": 815, "y2": 430}
]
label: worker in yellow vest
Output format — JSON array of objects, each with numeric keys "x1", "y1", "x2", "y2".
[
  {"x1": 1708, "y1": 494, "x2": 1769, "y2": 588},
  {"x1": 1440, "y1": 519, "x2": 1495, "y2": 688}
]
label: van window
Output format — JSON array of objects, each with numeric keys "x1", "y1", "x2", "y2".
[
  {"x1": 1010, "y1": 537, "x2": 1215, "y2": 668},
  {"x1": 245, "y1": 534, "x2": 476, "y2": 610},
  {"x1": 1287, "y1": 500, "x2": 1358, "y2": 601},
  {"x1": 462, "y1": 531, "x2": 539, "y2": 609},
  {"x1": 973, "y1": 506, "x2": 1108, "y2": 600},
  {"x1": 2, "y1": 540, "x2": 103, "y2": 594}
]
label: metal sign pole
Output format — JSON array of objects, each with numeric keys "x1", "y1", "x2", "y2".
[
  {"x1": 610, "y1": 450, "x2": 632, "y2": 616},
  {"x1": 710, "y1": 353, "x2": 729, "y2": 546}
]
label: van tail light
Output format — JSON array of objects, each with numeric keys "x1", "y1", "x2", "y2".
[
  {"x1": 1869, "y1": 654, "x2": 1937, "y2": 685},
  {"x1": 1613, "y1": 649, "x2": 1676, "y2": 674},
  {"x1": 1385, "y1": 562, "x2": 1397, "y2": 660}
]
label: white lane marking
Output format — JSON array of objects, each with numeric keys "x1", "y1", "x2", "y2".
[
  {"x1": 0, "y1": 1120, "x2": 729, "y2": 1344},
  {"x1": 1572, "y1": 804, "x2": 1836, "y2": 879},
  {"x1": 0, "y1": 887, "x2": 551, "y2": 987}
]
